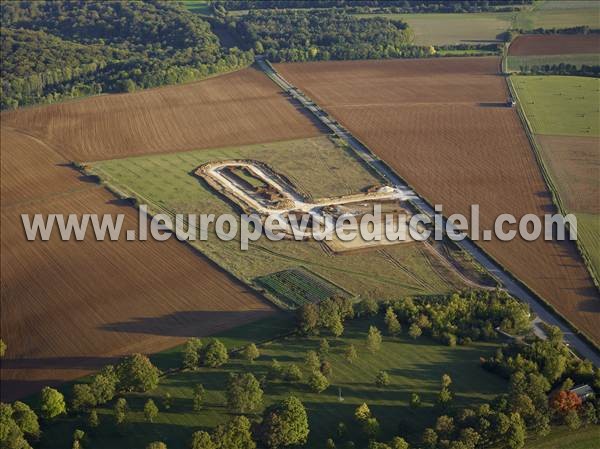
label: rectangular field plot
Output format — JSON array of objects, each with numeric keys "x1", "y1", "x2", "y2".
[
  {"x1": 354, "y1": 12, "x2": 511, "y2": 46},
  {"x1": 89, "y1": 136, "x2": 464, "y2": 303},
  {"x1": 255, "y1": 267, "x2": 349, "y2": 307},
  {"x1": 513, "y1": 75, "x2": 600, "y2": 136}
]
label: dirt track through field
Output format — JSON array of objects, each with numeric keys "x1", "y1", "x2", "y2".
[
  {"x1": 0, "y1": 67, "x2": 322, "y2": 162},
  {"x1": 276, "y1": 57, "x2": 600, "y2": 346},
  {"x1": 509, "y1": 34, "x2": 600, "y2": 56}
]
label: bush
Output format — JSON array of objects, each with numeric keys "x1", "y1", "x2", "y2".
[{"x1": 375, "y1": 371, "x2": 390, "y2": 387}]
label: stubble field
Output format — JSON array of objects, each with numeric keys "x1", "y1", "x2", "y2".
[
  {"x1": 275, "y1": 57, "x2": 600, "y2": 346},
  {"x1": 354, "y1": 12, "x2": 511, "y2": 46}
]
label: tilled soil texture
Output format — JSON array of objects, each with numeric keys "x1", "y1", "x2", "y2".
[
  {"x1": 509, "y1": 34, "x2": 600, "y2": 56},
  {"x1": 1, "y1": 67, "x2": 322, "y2": 162},
  {"x1": 1, "y1": 127, "x2": 275, "y2": 401},
  {"x1": 275, "y1": 57, "x2": 600, "y2": 346}
]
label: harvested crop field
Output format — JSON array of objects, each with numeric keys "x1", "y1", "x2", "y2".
[
  {"x1": 536, "y1": 134, "x2": 600, "y2": 214},
  {"x1": 0, "y1": 127, "x2": 276, "y2": 401},
  {"x1": 354, "y1": 12, "x2": 512, "y2": 46},
  {"x1": 508, "y1": 34, "x2": 600, "y2": 56},
  {"x1": 0, "y1": 67, "x2": 322, "y2": 162},
  {"x1": 275, "y1": 57, "x2": 600, "y2": 345}
]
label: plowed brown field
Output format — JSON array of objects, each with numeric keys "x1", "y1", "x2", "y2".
[
  {"x1": 1, "y1": 67, "x2": 321, "y2": 162},
  {"x1": 276, "y1": 57, "x2": 600, "y2": 345},
  {"x1": 509, "y1": 34, "x2": 600, "y2": 56},
  {"x1": 1, "y1": 73, "x2": 292, "y2": 400}
]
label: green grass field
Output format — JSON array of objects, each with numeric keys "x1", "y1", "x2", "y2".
[
  {"x1": 513, "y1": 0, "x2": 600, "y2": 29},
  {"x1": 40, "y1": 316, "x2": 506, "y2": 449},
  {"x1": 255, "y1": 268, "x2": 349, "y2": 308},
  {"x1": 355, "y1": 12, "x2": 512, "y2": 46},
  {"x1": 520, "y1": 425, "x2": 600, "y2": 449},
  {"x1": 181, "y1": 0, "x2": 212, "y2": 15},
  {"x1": 577, "y1": 213, "x2": 600, "y2": 281},
  {"x1": 513, "y1": 76, "x2": 599, "y2": 136},
  {"x1": 507, "y1": 53, "x2": 600, "y2": 72},
  {"x1": 512, "y1": 75, "x2": 600, "y2": 286},
  {"x1": 89, "y1": 136, "x2": 463, "y2": 304}
]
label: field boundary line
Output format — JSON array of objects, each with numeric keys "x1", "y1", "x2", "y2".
[{"x1": 506, "y1": 75, "x2": 600, "y2": 291}]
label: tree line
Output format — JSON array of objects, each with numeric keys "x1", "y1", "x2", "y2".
[
  {"x1": 212, "y1": 1, "x2": 531, "y2": 13},
  {"x1": 230, "y1": 9, "x2": 415, "y2": 62},
  {"x1": 2, "y1": 290, "x2": 598, "y2": 448},
  {"x1": 515, "y1": 26, "x2": 600, "y2": 35},
  {"x1": 1, "y1": 1, "x2": 254, "y2": 109},
  {"x1": 515, "y1": 63, "x2": 600, "y2": 77}
]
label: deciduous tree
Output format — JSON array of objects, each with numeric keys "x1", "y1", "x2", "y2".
[
  {"x1": 345, "y1": 344, "x2": 358, "y2": 364},
  {"x1": 114, "y1": 398, "x2": 128, "y2": 426},
  {"x1": 408, "y1": 323, "x2": 422, "y2": 339},
  {"x1": 384, "y1": 307, "x2": 401, "y2": 336},
  {"x1": 202, "y1": 339, "x2": 229, "y2": 368},
  {"x1": 12, "y1": 401, "x2": 39, "y2": 439},
  {"x1": 366, "y1": 326, "x2": 382, "y2": 353},
  {"x1": 144, "y1": 399, "x2": 159, "y2": 423},
  {"x1": 259, "y1": 396, "x2": 309, "y2": 448},
  {"x1": 72, "y1": 384, "x2": 97, "y2": 412},
  {"x1": 41, "y1": 386, "x2": 66, "y2": 419},
  {"x1": 308, "y1": 371, "x2": 329, "y2": 393},
  {"x1": 182, "y1": 338, "x2": 203, "y2": 370},
  {"x1": 297, "y1": 303, "x2": 319, "y2": 335},
  {"x1": 193, "y1": 384, "x2": 205, "y2": 412},
  {"x1": 226, "y1": 373, "x2": 263, "y2": 413},
  {"x1": 242, "y1": 343, "x2": 260, "y2": 363},
  {"x1": 116, "y1": 354, "x2": 160, "y2": 392},
  {"x1": 190, "y1": 431, "x2": 217, "y2": 449},
  {"x1": 375, "y1": 371, "x2": 390, "y2": 387}
]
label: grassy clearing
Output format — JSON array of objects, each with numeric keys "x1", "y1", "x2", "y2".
[
  {"x1": 181, "y1": 0, "x2": 212, "y2": 15},
  {"x1": 513, "y1": 0, "x2": 600, "y2": 29},
  {"x1": 507, "y1": 53, "x2": 600, "y2": 72},
  {"x1": 577, "y1": 213, "x2": 600, "y2": 280},
  {"x1": 513, "y1": 75, "x2": 600, "y2": 136},
  {"x1": 519, "y1": 425, "x2": 600, "y2": 449},
  {"x1": 90, "y1": 136, "x2": 461, "y2": 303},
  {"x1": 40, "y1": 316, "x2": 506, "y2": 449},
  {"x1": 355, "y1": 12, "x2": 511, "y2": 46}
]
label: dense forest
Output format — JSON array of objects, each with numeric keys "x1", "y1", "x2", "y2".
[
  {"x1": 213, "y1": 0, "x2": 531, "y2": 13},
  {"x1": 231, "y1": 9, "x2": 418, "y2": 62},
  {"x1": 1, "y1": 1, "x2": 254, "y2": 109}
]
